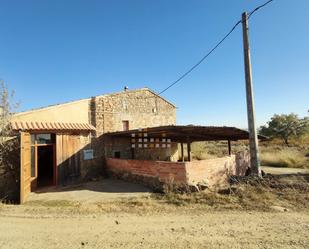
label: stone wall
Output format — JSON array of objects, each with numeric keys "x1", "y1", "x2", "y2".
[
  {"x1": 104, "y1": 136, "x2": 133, "y2": 160},
  {"x1": 106, "y1": 151, "x2": 250, "y2": 189},
  {"x1": 134, "y1": 144, "x2": 179, "y2": 162},
  {"x1": 91, "y1": 88, "x2": 176, "y2": 136},
  {"x1": 91, "y1": 88, "x2": 177, "y2": 173},
  {"x1": 104, "y1": 136, "x2": 179, "y2": 162}
]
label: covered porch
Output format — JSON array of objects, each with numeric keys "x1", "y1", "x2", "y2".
[
  {"x1": 104, "y1": 125, "x2": 265, "y2": 188},
  {"x1": 11, "y1": 121, "x2": 95, "y2": 203},
  {"x1": 104, "y1": 125, "x2": 265, "y2": 161}
]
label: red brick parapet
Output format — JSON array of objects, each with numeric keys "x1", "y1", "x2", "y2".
[{"x1": 106, "y1": 151, "x2": 250, "y2": 189}]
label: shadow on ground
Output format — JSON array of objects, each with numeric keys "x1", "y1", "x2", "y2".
[{"x1": 29, "y1": 178, "x2": 152, "y2": 203}]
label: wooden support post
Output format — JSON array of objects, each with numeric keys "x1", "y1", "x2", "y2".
[
  {"x1": 187, "y1": 139, "x2": 191, "y2": 162},
  {"x1": 242, "y1": 12, "x2": 261, "y2": 177},
  {"x1": 180, "y1": 143, "x2": 184, "y2": 162},
  {"x1": 228, "y1": 140, "x2": 231, "y2": 156}
]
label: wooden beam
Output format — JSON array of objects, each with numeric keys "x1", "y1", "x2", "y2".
[
  {"x1": 228, "y1": 140, "x2": 231, "y2": 156},
  {"x1": 180, "y1": 143, "x2": 184, "y2": 162},
  {"x1": 187, "y1": 138, "x2": 191, "y2": 162}
]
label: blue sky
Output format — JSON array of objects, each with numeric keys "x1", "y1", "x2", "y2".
[{"x1": 0, "y1": 0, "x2": 308, "y2": 128}]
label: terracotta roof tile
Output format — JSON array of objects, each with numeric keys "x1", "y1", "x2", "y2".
[{"x1": 11, "y1": 121, "x2": 95, "y2": 132}]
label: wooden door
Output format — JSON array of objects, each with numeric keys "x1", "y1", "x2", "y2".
[
  {"x1": 56, "y1": 134, "x2": 82, "y2": 185},
  {"x1": 20, "y1": 131, "x2": 31, "y2": 204}
]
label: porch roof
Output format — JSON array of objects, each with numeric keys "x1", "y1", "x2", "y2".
[
  {"x1": 10, "y1": 121, "x2": 95, "y2": 132},
  {"x1": 104, "y1": 125, "x2": 267, "y2": 142}
]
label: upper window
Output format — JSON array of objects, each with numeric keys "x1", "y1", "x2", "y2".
[
  {"x1": 31, "y1": 134, "x2": 55, "y2": 145},
  {"x1": 122, "y1": 121, "x2": 129, "y2": 131}
]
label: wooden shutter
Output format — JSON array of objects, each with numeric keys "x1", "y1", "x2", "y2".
[{"x1": 20, "y1": 131, "x2": 31, "y2": 204}]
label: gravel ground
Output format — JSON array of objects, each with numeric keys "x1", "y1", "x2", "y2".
[
  {"x1": 0, "y1": 207, "x2": 309, "y2": 249},
  {"x1": 1, "y1": 176, "x2": 309, "y2": 249},
  {"x1": 29, "y1": 179, "x2": 152, "y2": 203}
]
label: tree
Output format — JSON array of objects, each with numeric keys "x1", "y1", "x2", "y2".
[
  {"x1": 0, "y1": 81, "x2": 20, "y2": 201},
  {"x1": 0, "y1": 81, "x2": 15, "y2": 143},
  {"x1": 259, "y1": 113, "x2": 309, "y2": 146}
]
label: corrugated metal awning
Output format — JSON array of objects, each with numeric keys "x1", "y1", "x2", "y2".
[
  {"x1": 104, "y1": 125, "x2": 267, "y2": 142},
  {"x1": 10, "y1": 121, "x2": 96, "y2": 132}
]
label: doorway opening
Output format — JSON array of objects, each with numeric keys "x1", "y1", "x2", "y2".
[
  {"x1": 37, "y1": 145, "x2": 54, "y2": 187},
  {"x1": 30, "y1": 133, "x2": 56, "y2": 190}
]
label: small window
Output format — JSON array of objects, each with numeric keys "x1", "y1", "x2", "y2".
[
  {"x1": 122, "y1": 120, "x2": 129, "y2": 131},
  {"x1": 114, "y1": 151, "x2": 121, "y2": 158},
  {"x1": 36, "y1": 134, "x2": 54, "y2": 144},
  {"x1": 31, "y1": 134, "x2": 55, "y2": 144}
]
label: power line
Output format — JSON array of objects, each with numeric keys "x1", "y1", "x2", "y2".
[
  {"x1": 248, "y1": 0, "x2": 274, "y2": 18},
  {"x1": 157, "y1": 0, "x2": 274, "y2": 96},
  {"x1": 157, "y1": 20, "x2": 242, "y2": 95}
]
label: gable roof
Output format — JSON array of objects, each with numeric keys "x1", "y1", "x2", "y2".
[{"x1": 13, "y1": 87, "x2": 176, "y2": 117}]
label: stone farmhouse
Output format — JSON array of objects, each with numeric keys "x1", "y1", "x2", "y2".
[{"x1": 9, "y1": 87, "x2": 256, "y2": 203}]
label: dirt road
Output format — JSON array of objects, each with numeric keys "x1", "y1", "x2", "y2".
[
  {"x1": 1, "y1": 210, "x2": 309, "y2": 249},
  {"x1": 1, "y1": 175, "x2": 309, "y2": 249}
]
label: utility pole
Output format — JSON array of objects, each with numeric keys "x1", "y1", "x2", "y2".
[{"x1": 242, "y1": 12, "x2": 261, "y2": 177}]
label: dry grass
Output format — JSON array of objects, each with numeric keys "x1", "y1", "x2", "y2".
[
  {"x1": 11, "y1": 175, "x2": 308, "y2": 216},
  {"x1": 298, "y1": 133, "x2": 309, "y2": 146},
  {"x1": 155, "y1": 174, "x2": 309, "y2": 211},
  {"x1": 260, "y1": 147, "x2": 309, "y2": 168},
  {"x1": 259, "y1": 134, "x2": 309, "y2": 168},
  {"x1": 190, "y1": 140, "x2": 309, "y2": 169},
  {"x1": 190, "y1": 141, "x2": 248, "y2": 161}
]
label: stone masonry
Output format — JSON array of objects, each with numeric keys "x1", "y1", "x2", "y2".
[
  {"x1": 88, "y1": 88, "x2": 177, "y2": 176},
  {"x1": 90, "y1": 88, "x2": 176, "y2": 136}
]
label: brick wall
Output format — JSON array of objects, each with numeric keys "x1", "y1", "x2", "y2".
[
  {"x1": 185, "y1": 151, "x2": 250, "y2": 188},
  {"x1": 106, "y1": 158, "x2": 187, "y2": 183},
  {"x1": 106, "y1": 151, "x2": 250, "y2": 189},
  {"x1": 235, "y1": 151, "x2": 251, "y2": 176},
  {"x1": 185, "y1": 155, "x2": 237, "y2": 187}
]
